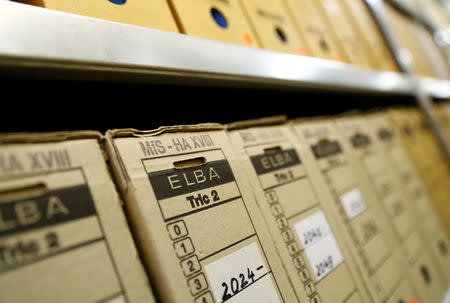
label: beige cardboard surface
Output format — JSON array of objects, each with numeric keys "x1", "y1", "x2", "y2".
[
  {"x1": 226, "y1": 119, "x2": 373, "y2": 303},
  {"x1": 367, "y1": 112, "x2": 450, "y2": 284},
  {"x1": 167, "y1": 0, "x2": 260, "y2": 48},
  {"x1": 290, "y1": 118, "x2": 421, "y2": 303},
  {"x1": 384, "y1": 4, "x2": 437, "y2": 78},
  {"x1": 238, "y1": 0, "x2": 309, "y2": 56},
  {"x1": 105, "y1": 125, "x2": 297, "y2": 303},
  {"x1": 386, "y1": 108, "x2": 450, "y2": 277},
  {"x1": 340, "y1": 0, "x2": 398, "y2": 71},
  {"x1": 334, "y1": 115, "x2": 448, "y2": 302},
  {"x1": 282, "y1": 0, "x2": 345, "y2": 62},
  {"x1": 14, "y1": 0, "x2": 178, "y2": 32},
  {"x1": 316, "y1": 0, "x2": 376, "y2": 69},
  {"x1": 0, "y1": 132, "x2": 155, "y2": 303}
]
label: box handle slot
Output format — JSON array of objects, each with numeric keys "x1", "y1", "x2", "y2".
[
  {"x1": 173, "y1": 157, "x2": 207, "y2": 169},
  {"x1": 264, "y1": 146, "x2": 282, "y2": 154},
  {"x1": 0, "y1": 182, "x2": 48, "y2": 202}
]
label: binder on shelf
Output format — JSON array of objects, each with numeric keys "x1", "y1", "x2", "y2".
[
  {"x1": 237, "y1": 0, "x2": 309, "y2": 55},
  {"x1": 105, "y1": 125, "x2": 297, "y2": 303},
  {"x1": 334, "y1": 114, "x2": 448, "y2": 302},
  {"x1": 340, "y1": 0, "x2": 398, "y2": 71},
  {"x1": 0, "y1": 132, "x2": 156, "y2": 303},
  {"x1": 13, "y1": 0, "x2": 179, "y2": 32},
  {"x1": 282, "y1": 0, "x2": 345, "y2": 62},
  {"x1": 316, "y1": 0, "x2": 376, "y2": 69},
  {"x1": 226, "y1": 116, "x2": 372, "y2": 303},
  {"x1": 166, "y1": 0, "x2": 260, "y2": 48},
  {"x1": 290, "y1": 118, "x2": 421, "y2": 303}
]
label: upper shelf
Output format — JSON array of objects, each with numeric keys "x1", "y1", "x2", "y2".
[{"x1": 0, "y1": 1, "x2": 448, "y2": 98}]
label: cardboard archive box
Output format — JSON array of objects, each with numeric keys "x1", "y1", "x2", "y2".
[
  {"x1": 14, "y1": 0, "x2": 179, "y2": 32},
  {"x1": 0, "y1": 132, "x2": 156, "y2": 303},
  {"x1": 340, "y1": 0, "x2": 398, "y2": 71},
  {"x1": 334, "y1": 115, "x2": 448, "y2": 302},
  {"x1": 316, "y1": 0, "x2": 376, "y2": 69},
  {"x1": 226, "y1": 116, "x2": 373, "y2": 303},
  {"x1": 237, "y1": 0, "x2": 309, "y2": 55},
  {"x1": 386, "y1": 108, "x2": 450, "y2": 252},
  {"x1": 366, "y1": 112, "x2": 450, "y2": 284},
  {"x1": 105, "y1": 125, "x2": 298, "y2": 303},
  {"x1": 167, "y1": 0, "x2": 260, "y2": 47},
  {"x1": 282, "y1": 0, "x2": 345, "y2": 62},
  {"x1": 384, "y1": 4, "x2": 437, "y2": 78},
  {"x1": 290, "y1": 118, "x2": 421, "y2": 303}
]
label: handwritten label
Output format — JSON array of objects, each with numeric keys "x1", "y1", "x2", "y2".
[
  {"x1": 340, "y1": 189, "x2": 366, "y2": 219},
  {"x1": 294, "y1": 211, "x2": 344, "y2": 281},
  {"x1": 204, "y1": 242, "x2": 280, "y2": 303}
]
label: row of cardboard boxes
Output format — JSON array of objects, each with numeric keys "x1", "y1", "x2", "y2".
[
  {"x1": 11, "y1": 0, "x2": 450, "y2": 79},
  {"x1": 1, "y1": 104, "x2": 450, "y2": 303}
]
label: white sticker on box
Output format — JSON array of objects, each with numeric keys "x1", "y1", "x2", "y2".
[
  {"x1": 340, "y1": 188, "x2": 367, "y2": 219},
  {"x1": 204, "y1": 242, "x2": 280, "y2": 303},
  {"x1": 294, "y1": 211, "x2": 344, "y2": 281}
]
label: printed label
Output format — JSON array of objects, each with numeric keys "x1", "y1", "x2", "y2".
[
  {"x1": 311, "y1": 141, "x2": 342, "y2": 159},
  {"x1": 339, "y1": 189, "x2": 367, "y2": 219},
  {"x1": 204, "y1": 242, "x2": 280, "y2": 303},
  {"x1": 294, "y1": 211, "x2": 344, "y2": 281},
  {"x1": 250, "y1": 149, "x2": 301, "y2": 175}
]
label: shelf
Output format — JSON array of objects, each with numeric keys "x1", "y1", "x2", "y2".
[
  {"x1": 0, "y1": 1, "x2": 418, "y2": 95},
  {"x1": 420, "y1": 77, "x2": 450, "y2": 99}
]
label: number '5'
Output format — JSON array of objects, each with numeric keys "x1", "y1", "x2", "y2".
[{"x1": 108, "y1": 0, "x2": 127, "y2": 5}]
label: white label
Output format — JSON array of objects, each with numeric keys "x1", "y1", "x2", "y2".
[
  {"x1": 294, "y1": 211, "x2": 344, "y2": 281},
  {"x1": 204, "y1": 242, "x2": 280, "y2": 303},
  {"x1": 443, "y1": 287, "x2": 450, "y2": 303},
  {"x1": 340, "y1": 189, "x2": 367, "y2": 219}
]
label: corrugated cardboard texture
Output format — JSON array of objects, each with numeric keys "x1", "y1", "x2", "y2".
[
  {"x1": 167, "y1": 0, "x2": 260, "y2": 47},
  {"x1": 282, "y1": 0, "x2": 345, "y2": 62},
  {"x1": 316, "y1": 0, "x2": 376, "y2": 69},
  {"x1": 14, "y1": 0, "x2": 179, "y2": 32},
  {"x1": 237, "y1": 0, "x2": 309, "y2": 55},
  {"x1": 290, "y1": 118, "x2": 422, "y2": 303},
  {"x1": 334, "y1": 114, "x2": 448, "y2": 302},
  {"x1": 105, "y1": 125, "x2": 298, "y2": 303},
  {"x1": 0, "y1": 132, "x2": 155, "y2": 303},
  {"x1": 227, "y1": 120, "x2": 373, "y2": 303}
]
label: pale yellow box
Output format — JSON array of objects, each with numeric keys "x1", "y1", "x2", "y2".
[
  {"x1": 334, "y1": 114, "x2": 448, "y2": 302},
  {"x1": 290, "y1": 118, "x2": 421, "y2": 303},
  {"x1": 316, "y1": 0, "x2": 377, "y2": 69},
  {"x1": 238, "y1": 0, "x2": 309, "y2": 56},
  {"x1": 167, "y1": 0, "x2": 260, "y2": 48},
  {"x1": 384, "y1": 4, "x2": 437, "y2": 78},
  {"x1": 15, "y1": 0, "x2": 179, "y2": 32},
  {"x1": 367, "y1": 111, "x2": 450, "y2": 285},
  {"x1": 282, "y1": 0, "x2": 345, "y2": 62},
  {"x1": 105, "y1": 125, "x2": 297, "y2": 303},
  {"x1": 0, "y1": 131, "x2": 156, "y2": 303},
  {"x1": 340, "y1": 0, "x2": 398, "y2": 71},
  {"x1": 386, "y1": 108, "x2": 450, "y2": 240},
  {"x1": 226, "y1": 116, "x2": 373, "y2": 303}
]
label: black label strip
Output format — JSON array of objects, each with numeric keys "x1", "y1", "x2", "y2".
[
  {"x1": 311, "y1": 141, "x2": 342, "y2": 159},
  {"x1": 148, "y1": 160, "x2": 235, "y2": 200},
  {"x1": 0, "y1": 185, "x2": 97, "y2": 237},
  {"x1": 250, "y1": 149, "x2": 301, "y2": 175}
]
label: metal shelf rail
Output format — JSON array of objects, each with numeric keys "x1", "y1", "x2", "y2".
[{"x1": 0, "y1": 0, "x2": 449, "y2": 152}]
